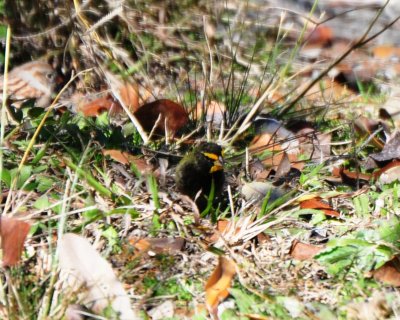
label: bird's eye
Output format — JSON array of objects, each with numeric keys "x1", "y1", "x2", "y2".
[{"x1": 46, "y1": 72, "x2": 54, "y2": 80}]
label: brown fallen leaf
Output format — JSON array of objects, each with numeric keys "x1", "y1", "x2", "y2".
[
  {"x1": 134, "y1": 99, "x2": 189, "y2": 138},
  {"x1": 332, "y1": 166, "x2": 371, "y2": 187},
  {"x1": 300, "y1": 197, "x2": 340, "y2": 217},
  {"x1": 289, "y1": 240, "x2": 324, "y2": 261},
  {"x1": 195, "y1": 100, "x2": 225, "y2": 126},
  {"x1": 304, "y1": 25, "x2": 333, "y2": 46},
  {"x1": 296, "y1": 128, "x2": 331, "y2": 163},
  {"x1": 74, "y1": 93, "x2": 123, "y2": 117},
  {"x1": 129, "y1": 237, "x2": 185, "y2": 255},
  {"x1": 245, "y1": 314, "x2": 270, "y2": 320},
  {"x1": 119, "y1": 82, "x2": 139, "y2": 113},
  {"x1": 372, "y1": 257, "x2": 400, "y2": 286},
  {"x1": 275, "y1": 151, "x2": 291, "y2": 179},
  {"x1": 302, "y1": 78, "x2": 358, "y2": 103},
  {"x1": 68, "y1": 82, "x2": 139, "y2": 117},
  {"x1": 248, "y1": 159, "x2": 271, "y2": 181},
  {"x1": 1, "y1": 216, "x2": 31, "y2": 267},
  {"x1": 206, "y1": 220, "x2": 245, "y2": 244},
  {"x1": 102, "y1": 149, "x2": 154, "y2": 175},
  {"x1": 354, "y1": 116, "x2": 386, "y2": 150},
  {"x1": 371, "y1": 131, "x2": 400, "y2": 162},
  {"x1": 251, "y1": 117, "x2": 299, "y2": 155},
  {"x1": 249, "y1": 132, "x2": 273, "y2": 148},
  {"x1": 373, "y1": 160, "x2": 400, "y2": 185},
  {"x1": 102, "y1": 149, "x2": 131, "y2": 165},
  {"x1": 372, "y1": 45, "x2": 400, "y2": 59},
  {"x1": 205, "y1": 256, "x2": 237, "y2": 314},
  {"x1": 206, "y1": 220, "x2": 230, "y2": 243}
]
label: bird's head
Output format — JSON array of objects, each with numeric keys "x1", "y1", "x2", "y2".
[{"x1": 199, "y1": 142, "x2": 224, "y2": 173}]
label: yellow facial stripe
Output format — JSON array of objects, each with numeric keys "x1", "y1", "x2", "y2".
[
  {"x1": 203, "y1": 152, "x2": 219, "y2": 161},
  {"x1": 210, "y1": 164, "x2": 223, "y2": 173}
]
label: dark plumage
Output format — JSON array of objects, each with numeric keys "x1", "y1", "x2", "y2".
[{"x1": 175, "y1": 142, "x2": 224, "y2": 210}]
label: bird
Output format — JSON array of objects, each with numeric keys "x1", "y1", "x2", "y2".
[
  {"x1": 175, "y1": 142, "x2": 224, "y2": 210},
  {"x1": 0, "y1": 61, "x2": 57, "y2": 108}
]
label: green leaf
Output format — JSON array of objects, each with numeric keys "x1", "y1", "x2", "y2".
[
  {"x1": 353, "y1": 194, "x2": 370, "y2": 216},
  {"x1": 95, "y1": 112, "x2": 109, "y2": 127},
  {"x1": 0, "y1": 168, "x2": 11, "y2": 187},
  {"x1": 0, "y1": 25, "x2": 7, "y2": 39},
  {"x1": 33, "y1": 195, "x2": 50, "y2": 210},
  {"x1": 377, "y1": 217, "x2": 400, "y2": 245},
  {"x1": 315, "y1": 237, "x2": 394, "y2": 275},
  {"x1": 147, "y1": 174, "x2": 160, "y2": 210},
  {"x1": 220, "y1": 309, "x2": 239, "y2": 320},
  {"x1": 102, "y1": 226, "x2": 118, "y2": 249},
  {"x1": 63, "y1": 158, "x2": 112, "y2": 198},
  {"x1": 230, "y1": 288, "x2": 264, "y2": 314},
  {"x1": 108, "y1": 207, "x2": 139, "y2": 219},
  {"x1": 17, "y1": 165, "x2": 33, "y2": 189},
  {"x1": 36, "y1": 176, "x2": 55, "y2": 193},
  {"x1": 151, "y1": 213, "x2": 162, "y2": 235},
  {"x1": 83, "y1": 209, "x2": 102, "y2": 221}
]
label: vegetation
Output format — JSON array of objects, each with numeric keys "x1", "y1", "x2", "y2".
[{"x1": 1, "y1": 0, "x2": 400, "y2": 319}]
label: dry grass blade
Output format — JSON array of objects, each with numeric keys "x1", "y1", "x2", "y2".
[{"x1": 106, "y1": 72, "x2": 149, "y2": 144}]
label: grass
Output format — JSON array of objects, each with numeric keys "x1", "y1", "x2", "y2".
[{"x1": 1, "y1": 0, "x2": 400, "y2": 319}]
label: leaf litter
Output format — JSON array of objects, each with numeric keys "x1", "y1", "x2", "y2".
[{"x1": 3, "y1": 0, "x2": 400, "y2": 319}]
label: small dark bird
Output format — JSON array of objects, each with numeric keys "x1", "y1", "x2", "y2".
[{"x1": 175, "y1": 142, "x2": 224, "y2": 210}]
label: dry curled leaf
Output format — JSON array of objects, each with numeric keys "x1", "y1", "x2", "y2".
[
  {"x1": 304, "y1": 25, "x2": 333, "y2": 46},
  {"x1": 206, "y1": 220, "x2": 241, "y2": 244},
  {"x1": 332, "y1": 166, "x2": 371, "y2": 187},
  {"x1": 129, "y1": 237, "x2": 185, "y2": 255},
  {"x1": 372, "y1": 257, "x2": 400, "y2": 286},
  {"x1": 205, "y1": 256, "x2": 237, "y2": 314},
  {"x1": 241, "y1": 181, "x2": 285, "y2": 203},
  {"x1": 372, "y1": 45, "x2": 400, "y2": 59},
  {"x1": 0, "y1": 216, "x2": 31, "y2": 267},
  {"x1": 297, "y1": 128, "x2": 331, "y2": 163},
  {"x1": 302, "y1": 78, "x2": 358, "y2": 103},
  {"x1": 251, "y1": 117, "x2": 299, "y2": 155},
  {"x1": 300, "y1": 197, "x2": 340, "y2": 217},
  {"x1": 102, "y1": 149, "x2": 154, "y2": 175},
  {"x1": 196, "y1": 100, "x2": 225, "y2": 126},
  {"x1": 74, "y1": 94, "x2": 123, "y2": 117},
  {"x1": 373, "y1": 160, "x2": 400, "y2": 185},
  {"x1": 119, "y1": 82, "x2": 139, "y2": 113},
  {"x1": 134, "y1": 99, "x2": 189, "y2": 138},
  {"x1": 354, "y1": 116, "x2": 387, "y2": 149},
  {"x1": 58, "y1": 233, "x2": 139, "y2": 320},
  {"x1": 289, "y1": 240, "x2": 324, "y2": 261},
  {"x1": 371, "y1": 131, "x2": 400, "y2": 162}
]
